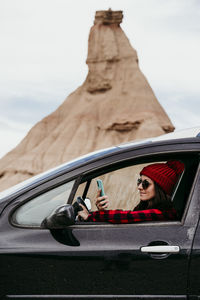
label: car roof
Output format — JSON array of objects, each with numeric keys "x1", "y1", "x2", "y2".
[
  {"x1": 0, "y1": 126, "x2": 200, "y2": 201},
  {"x1": 118, "y1": 126, "x2": 200, "y2": 148}
]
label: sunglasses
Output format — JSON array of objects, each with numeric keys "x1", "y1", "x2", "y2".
[{"x1": 137, "y1": 178, "x2": 150, "y2": 189}]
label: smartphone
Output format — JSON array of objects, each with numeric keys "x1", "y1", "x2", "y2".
[{"x1": 96, "y1": 179, "x2": 105, "y2": 196}]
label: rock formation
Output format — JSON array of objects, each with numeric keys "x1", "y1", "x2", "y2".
[{"x1": 0, "y1": 9, "x2": 174, "y2": 192}]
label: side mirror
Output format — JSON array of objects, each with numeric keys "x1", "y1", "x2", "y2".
[
  {"x1": 41, "y1": 204, "x2": 76, "y2": 229},
  {"x1": 41, "y1": 197, "x2": 91, "y2": 229}
]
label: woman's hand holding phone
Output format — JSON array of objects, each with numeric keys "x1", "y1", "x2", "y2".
[{"x1": 96, "y1": 181, "x2": 109, "y2": 211}]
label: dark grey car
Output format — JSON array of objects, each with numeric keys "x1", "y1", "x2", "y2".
[{"x1": 0, "y1": 127, "x2": 200, "y2": 300}]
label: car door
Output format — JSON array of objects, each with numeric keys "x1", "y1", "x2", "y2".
[
  {"x1": 66, "y1": 155, "x2": 199, "y2": 299},
  {"x1": 0, "y1": 153, "x2": 199, "y2": 299}
]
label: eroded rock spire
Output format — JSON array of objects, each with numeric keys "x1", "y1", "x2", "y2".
[{"x1": 0, "y1": 10, "x2": 174, "y2": 191}]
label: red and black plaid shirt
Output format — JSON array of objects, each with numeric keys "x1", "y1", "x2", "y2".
[{"x1": 87, "y1": 208, "x2": 177, "y2": 224}]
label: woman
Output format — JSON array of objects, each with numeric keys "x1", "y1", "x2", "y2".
[{"x1": 78, "y1": 160, "x2": 184, "y2": 224}]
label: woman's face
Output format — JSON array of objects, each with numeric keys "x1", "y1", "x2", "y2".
[{"x1": 138, "y1": 175, "x2": 155, "y2": 201}]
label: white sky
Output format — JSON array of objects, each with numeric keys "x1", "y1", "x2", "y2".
[{"x1": 0, "y1": 0, "x2": 200, "y2": 158}]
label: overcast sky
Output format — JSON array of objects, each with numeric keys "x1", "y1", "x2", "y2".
[{"x1": 0, "y1": 0, "x2": 200, "y2": 158}]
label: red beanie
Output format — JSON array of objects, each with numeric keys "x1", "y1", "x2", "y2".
[{"x1": 140, "y1": 160, "x2": 184, "y2": 195}]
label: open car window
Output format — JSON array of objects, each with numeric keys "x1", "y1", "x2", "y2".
[
  {"x1": 74, "y1": 163, "x2": 149, "y2": 211},
  {"x1": 73, "y1": 156, "x2": 199, "y2": 223}
]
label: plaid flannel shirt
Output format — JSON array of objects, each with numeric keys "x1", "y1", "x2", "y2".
[{"x1": 87, "y1": 208, "x2": 177, "y2": 224}]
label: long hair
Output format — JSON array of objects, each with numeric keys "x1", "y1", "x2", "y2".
[{"x1": 134, "y1": 182, "x2": 172, "y2": 211}]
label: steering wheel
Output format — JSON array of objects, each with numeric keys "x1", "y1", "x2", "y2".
[{"x1": 73, "y1": 196, "x2": 89, "y2": 214}]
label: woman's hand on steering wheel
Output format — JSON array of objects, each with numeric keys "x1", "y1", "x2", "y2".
[{"x1": 77, "y1": 204, "x2": 89, "y2": 221}]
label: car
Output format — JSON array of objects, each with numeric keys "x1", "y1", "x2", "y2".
[{"x1": 1, "y1": 127, "x2": 200, "y2": 299}]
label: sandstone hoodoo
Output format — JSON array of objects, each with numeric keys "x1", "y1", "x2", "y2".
[{"x1": 0, "y1": 9, "x2": 174, "y2": 191}]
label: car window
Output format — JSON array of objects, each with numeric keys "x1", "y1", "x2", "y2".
[
  {"x1": 74, "y1": 156, "x2": 198, "y2": 223},
  {"x1": 12, "y1": 180, "x2": 75, "y2": 227},
  {"x1": 74, "y1": 163, "x2": 160, "y2": 211}
]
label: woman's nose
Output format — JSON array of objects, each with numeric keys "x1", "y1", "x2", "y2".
[{"x1": 138, "y1": 183, "x2": 143, "y2": 190}]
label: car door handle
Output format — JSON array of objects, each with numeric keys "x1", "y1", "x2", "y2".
[{"x1": 141, "y1": 245, "x2": 180, "y2": 253}]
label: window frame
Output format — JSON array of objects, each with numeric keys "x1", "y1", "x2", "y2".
[
  {"x1": 9, "y1": 149, "x2": 200, "y2": 229},
  {"x1": 73, "y1": 153, "x2": 199, "y2": 227}
]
